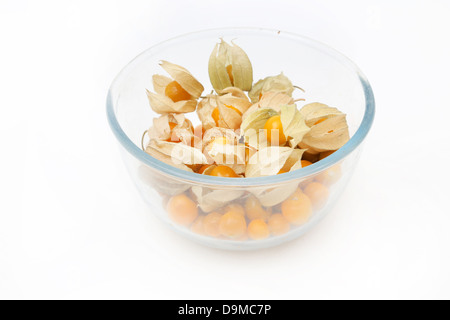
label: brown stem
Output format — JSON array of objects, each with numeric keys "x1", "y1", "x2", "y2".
[{"x1": 293, "y1": 85, "x2": 305, "y2": 93}]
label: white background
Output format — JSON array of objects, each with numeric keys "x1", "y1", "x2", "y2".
[{"x1": 1, "y1": 0, "x2": 449, "y2": 300}]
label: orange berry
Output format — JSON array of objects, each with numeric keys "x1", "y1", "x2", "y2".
[
  {"x1": 190, "y1": 216, "x2": 205, "y2": 235},
  {"x1": 198, "y1": 165, "x2": 212, "y2": 174},
  {"x1": 208, "y1": 165, "x2": 239, "y2": 178},
  {"x1": 319, "y1": 150, "x2": 336, "y2": 160},
  {"x1": 248, "y1": 219, "x2": 270, "y2": 240},
  {"x1": 224, "y1": 203, "x2": 246, "y2": 216},
  {"x1": 281, "y1": 189, "x2": 312, "y2": 226},
  {"x1": 301, "y1": 160, "x2": 312, "y2": 168},
  {"x1": 165, "y1": 81, "x2": 191, "y2": 102},
  {"x1": 212, "y1": 105, "x2": 241, "y2": 126},
  {"x1": 167, "y1": 194, "x2": 198, "y2": 226},
  {"x1": 315, "y1": 164, "x2": 342, "y2": 186},
  {"x1": 219, "y1": 211, "x2": 247, "y2": 238},
  {"x1": 264, "y1": 115, "x2": 286, "y2": 146},
  {"x1": 166, "y1": 122, "x2": 180, "y2": 143},
  {"x1": 203, "y1": 212, "x2": 223, "y2": 237},
  {"x1": 304, "y1": 182, "x2": 329, "y2": 210},
  {"x1": 245, "y1": 196, "x2": 270, "y2": 221},
  {"x1": 226, "y1": 64, "x2": 234, "y2": 85},
  {"x1": 268, "y1": 214, "x2": 290, "y2": 236}
]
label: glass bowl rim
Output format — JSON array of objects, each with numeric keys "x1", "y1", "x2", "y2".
[{"x1": 106, "y1": 27, "x2": 375, "y2": 187}]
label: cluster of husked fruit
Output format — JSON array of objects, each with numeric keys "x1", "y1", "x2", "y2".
[{"x1": 142, "y1": 38, "x2": 348, "y2": 240}]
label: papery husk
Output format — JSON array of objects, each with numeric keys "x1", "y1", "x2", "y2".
[
  {"x1": 191, "y1": 186, "x2": 244, "y2": 213},
  {"x1": 152, "y1": 75, "x2": 172, "y2": 95},
  {"x1": 245, "y1": 147, "x2": 305, "y2": 178},
  {"x1": 248, "y1": 73, "x2": 294, "y2": 103},
  {"x1": 216, "y1": 95, "x2": 247, "y2": 130},
  {"x1": 146, "y1": 90, "x2": 198, "y2": 114},
  {"x1": 148, "y1": 115, "x2": 173, "y2": 141},
  {"x1": 241, "y1": 103, "x2": 261, "y2": 122},
  {"x1": 144, "y1": 144, "x2": 193, "y2": 172},
  {"x1": 219, "y1": 93, "x2": 252, "y2": 114},
  {"x1": 216, "y1": 100, "x2": 241, "y2": 130},
  {"x1": 300, "y1": 102, "x2": 344, "y2": 127},
  {"x1": 148, "y1": 140, "x2": 209, "y2": 165},
  {"x1": 242, "y1": 92, "x2": 294, "y2": 122},
  {"x1": 241, "y1": 108, "x2": 278, "y2": 134},
  {"x1": 204, "y1": 141, "x2": 246, "y2": 175},
  {"x1": 241, "y1": 108, "x2": 278, "y2": 150},
  {"x1": 289, "y1": 158, "x2": 304, "y2": 172},
  {"x1": 159, "y1": 60, "x2": 204, "y2": 98},
  {"x1": 208, "y1": 39, "x2": 253, "y2": 92},
  {"x1": 138, "y1": 164, "x2": 191, "y2": 196},
  {"x1": 171, "y1": 127, "x2": 196, "y2": 146},
  {"x1": 298, "y1": 141, "x2": 320, "y2": 155},
  {"x1": 301, "y1": 114, "x2": 350, "y2": 152},
  {"x1": 218, "y1": 87, "x2": 248, "y2": 99},
  {"x1": 258, "y1": 91, "x2": 294, "y2": 111},
  {"x1": 197, "y1": 93, "x2": 251, "y2": 130},
  {"x1": 247, "y1": 148, "x2": 306, "y2": 206},
  {"x1": 281, "y1": 148, "x2": 307, "y2": 172},
  {"x1": 197, "y1": 95, "x2": 218, "y2": 130},
  {"x1": 280, "y1": 105, "x2": 310, "y2": 148},
  {"x1": 147, "y1": 61, "x2": 204, "y2": 114},
  {"x1": 245, "y1": 144, "x2": 257, "y2": 164},
  {"x1": 202, "y1": 127, "x2": 240, "y2": 148},
  {"x1": 202, "y1": 128, "x2": 245, "y2": 174},
  {"x1": 227, "y1": 41, "x2": 253, "y2": 91},
  {"x1": 201, "y1": 165, "x2": 217, "y2": 175},
  {"x1": 209, "y1": 42, "x2": 231, "y2": 91},
  {"x1": 250, "y1": 182, "x2": 299, "y2": 207},
  {"x1": 148, "y1": 113, "x2": 191, "y2": 141}
]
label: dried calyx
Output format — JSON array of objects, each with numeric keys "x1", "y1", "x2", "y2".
[
  {"x1": 241, "y1": 104, "x2": 310, "y2": 150},
  {"x1": 299, "y1": 102, "x2": 350, "y2": 153},
  {"x1": 248, "y1": 73, "x2": 294, "y2": 103},
  {"x1": 202, "y1": 128, "x2": 246, "y2": 174},
  {"x1": 147, "y1": 60, "x2": 204, "y2": 114},
  {"x1": 208, "y1": 39, "x2": 253, "y2": 92},
  {"x1": 147, "y1": 113, "x2": 193, "y2": 144},
  {"x1": 197, "y1": 88, "x2": 252, "y2": 130},
  {"x1": 143, "y1": 38, "x2": 351, "y2": 182},
  {"x1": 245, "y1": 147, "x2": 306, "y2": 178}
]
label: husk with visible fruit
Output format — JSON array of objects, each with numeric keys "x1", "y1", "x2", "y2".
[
  {"x1": 248, "y1": 73, "x2": 294, "y2": 103},
  {"x1": 208, "y1": 39, "x2": 253, "y2": 92},
  {"x1": 146, "y1": 61, "x2": 204, "y2": 114}
]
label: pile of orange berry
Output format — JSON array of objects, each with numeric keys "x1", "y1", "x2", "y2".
[
  {"x1": 143, "y1": 39, "x2": 350, "y2": 241},
  {"x1": 166, "y1": 163, "x2": 341, "y2": 241}
]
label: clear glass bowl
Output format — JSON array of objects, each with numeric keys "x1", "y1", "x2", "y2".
[{"x1": 107, "y1": 28, "x2": 375, "y2": 250}]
